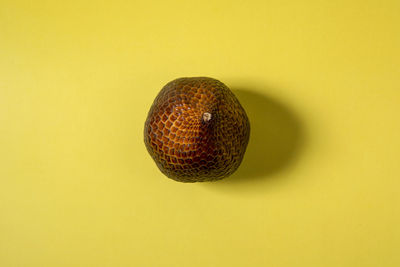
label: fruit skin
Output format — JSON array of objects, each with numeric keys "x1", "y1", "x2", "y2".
[{"x1": 144, "y1": 77, "x2": 250, "y2": 183}]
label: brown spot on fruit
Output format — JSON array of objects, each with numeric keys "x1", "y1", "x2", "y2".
[{"x1": 144, "y1": 77, "x2": 250, "y2": 182}]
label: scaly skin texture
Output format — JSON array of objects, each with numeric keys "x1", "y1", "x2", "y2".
[{"x1": 144, "y1": 77, "x2": 250, "y2": 182}]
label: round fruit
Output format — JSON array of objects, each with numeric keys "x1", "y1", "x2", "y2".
[{"x1": 144, "y1": 77, "x2": 250, "y2": 182}]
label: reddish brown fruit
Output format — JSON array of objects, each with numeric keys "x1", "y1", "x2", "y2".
[{"x1": 144, "y1": 77, "x2": 250, "y2": 182}]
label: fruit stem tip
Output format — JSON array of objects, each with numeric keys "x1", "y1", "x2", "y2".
[{"x1": 202, "y1": 112, "x2": 212, "y2": 122}]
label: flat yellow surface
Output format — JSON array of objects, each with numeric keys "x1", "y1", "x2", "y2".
[{"x1": 1, "y1": 0, "x2": 400, "y2": 266}]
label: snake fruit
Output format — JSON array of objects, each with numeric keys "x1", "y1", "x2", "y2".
[{"x1": 144, "y1": 77, "x2": 250, "y2": 182}]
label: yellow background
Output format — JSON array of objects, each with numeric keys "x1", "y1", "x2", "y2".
[{"x1": 1, "y1": 0, "x2": 400, "y2": 266}]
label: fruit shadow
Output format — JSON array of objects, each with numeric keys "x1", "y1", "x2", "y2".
[{"x1": 204, "y1": 88, "x2": 305, "y2": 191}]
